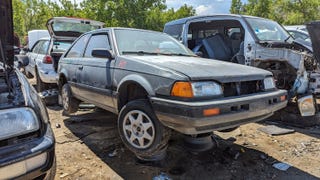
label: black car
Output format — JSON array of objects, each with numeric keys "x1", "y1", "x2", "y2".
[
  {"x1": 0, "y1": 0, "x2": 55, "y2": 179},
  {"x1": 58, "y1": 27, "x2": 287, "y2": 161}
]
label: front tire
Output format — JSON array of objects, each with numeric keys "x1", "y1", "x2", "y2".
[
  {"x1": 118, "y1": 99, "x2": 171, "y2": 161},
  {"x1": 61, "y1": 83, "x2": 80, "y2": 115}
]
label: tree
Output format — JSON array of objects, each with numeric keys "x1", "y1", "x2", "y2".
[
  {"x1": 230, "y1": 0, "x2": 320, "y2": 25},
  {"x1": 230, "y1": 0, "x2": 242, "y2": 14},
  {"x1": 13, "y1": 0, "x2": 195, "y2": 39}
]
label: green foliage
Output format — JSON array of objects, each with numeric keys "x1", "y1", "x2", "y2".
[
  {"x1": 13, "y1": 0, "x2": 195, "y2": 40},
  {"x1": 230, "y1": 0, "x2": 242, "y2": 14},
  {"x1": 230, "y1": 0, "x2": 320, "y2": 25}
]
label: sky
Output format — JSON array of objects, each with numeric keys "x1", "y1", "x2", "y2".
[
  {"x1": 166, "y1": 0, "x2": 235, "y2": 15},
  {"x1": 66, "y1": 0, "x2": 248, "y2": 15}
]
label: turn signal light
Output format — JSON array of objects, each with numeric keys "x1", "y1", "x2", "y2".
[
  {"x1": 280, "y1": 95, "x2": 286, "y2": 102},
  {"x1": 171, "y1": 82, "x2": 193, "y2": 98},
  {"x1": 203, "y1": 108, "x2": 220, "y2": 116}
]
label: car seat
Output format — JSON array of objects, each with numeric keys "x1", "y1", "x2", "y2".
[{"x1": 201, "y1": 33, "x2": 232, "y2": 61}]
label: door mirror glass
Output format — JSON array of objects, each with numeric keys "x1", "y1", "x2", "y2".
[{"x1": 92, "y1": 49, "x2": 114, "y2": 59}]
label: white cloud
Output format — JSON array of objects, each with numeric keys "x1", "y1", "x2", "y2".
[{"x1": 195, "y1": 5, "x2": 213, "y2": 15}]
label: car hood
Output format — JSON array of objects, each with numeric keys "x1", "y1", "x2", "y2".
[
  {"x1": 46, "y1": 17, "x2": 104, "y2": 40},
  {"x1": 128, "y1": 56, "x2": 271, "y2": 83},
  {"x1": 0, "y1": 0, "x2": 14, "y2": 66},
  {"x1": 307, "y1": 21, "x2": 320, "y2": 63}
]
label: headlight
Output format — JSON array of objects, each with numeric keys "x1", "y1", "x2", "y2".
[
  {"x1": 298, "y1": 95, "x2": 316, "y2": 116},
  {"x1": 264, "y1": 77, "x2": 276, "y2": 90},
  {"x1": 171, "y1": 81, "x2": 223, "y2": 98},
  {"x1": 0, "y1": 108, "x2": 39, "y2": 141}
]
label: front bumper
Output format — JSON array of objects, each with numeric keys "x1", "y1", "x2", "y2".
[
  {"x1": 38, "y1": 68, "x2": 57, "y2": 84},
  {"x1": 151, "y1": 90, "x2": 287, "y2": 135},
  {"x1": 0, "y1": 125, "x2": 55, "y2": 180}
]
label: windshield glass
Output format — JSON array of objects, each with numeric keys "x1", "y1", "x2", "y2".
[
  {"x1": 52, "y1": 41, "x2": 72, "y2": 52},
  {"x1": 115, "y1": 29, "x2": 195, "y2": 56},
  {"x1": 245, "y1": 17, "x2": 292, "y2": 42}
]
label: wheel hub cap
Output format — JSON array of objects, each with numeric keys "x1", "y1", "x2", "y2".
[{"x1": 123, "y1": 110, "x2": 155, "y2": 149}]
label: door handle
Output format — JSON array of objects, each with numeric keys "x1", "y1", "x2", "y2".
[{"x1": 78, "y1": 66, "x2": 83, "y2": 70}]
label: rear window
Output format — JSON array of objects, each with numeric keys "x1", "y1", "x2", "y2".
[
  {"x1": 52, "y1": 41, "x2": 72, "y2": 53},
  {"x1": 164, "y1": 24, "x2": 183, "y2": 40},
  {"x1": 52, "y1": 21, "x2": 101, "y2": 34}
]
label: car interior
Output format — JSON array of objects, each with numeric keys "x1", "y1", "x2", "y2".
[{"x1": 187, "y1": 20, "x2": 246, "y2": 64}]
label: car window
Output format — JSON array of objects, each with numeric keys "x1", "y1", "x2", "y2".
[
  {"x1": 84, "y1": 34, "x2": 111, "y2": 57},
  {"x1": 65, "y1": 34, "x2": 90, "y2": 58},
  {"x1": 31, "y1": 41, "x2": 43, "y2": 53},
  {"x1": 163, "y1": 24, "x2": 183, "y2": 40},
  {"x1": 289, "y1": 31, "x2": 309, "y2": 40},
  {"x1": 38, "y1": 40, "x2": 49, "y2": 55}
]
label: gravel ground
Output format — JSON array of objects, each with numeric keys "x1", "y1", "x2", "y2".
[{"x1": 47, "y1": 105, "x2": 320, "y2": 180}]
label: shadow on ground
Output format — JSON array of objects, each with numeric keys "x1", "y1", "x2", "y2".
[{"x1": 60, "y1": 109, "x2": 319, "y2": 180}]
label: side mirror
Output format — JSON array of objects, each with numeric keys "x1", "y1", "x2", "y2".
[{"x1": 92, "y1": 49, "x2": 114, "y2": 59}]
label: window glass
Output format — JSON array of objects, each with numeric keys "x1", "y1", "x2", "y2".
[
  {"x1": 38, "y1": 41, "x2": 49, "y2": 55},
  {"x1": 245, "y1": 17, "x2": 292, "y2": 42},
  {"x1": 115, "y1": 29, "x2": 194, "y2": 56},
  {"x1": 52, "y1": 41, "x2": 72, "y2": 53},
  {"x1": 66, "y1": 34, "x2": 90, "y2": 58},
  {"x1": 163, "y1": 24, "x2": 183, "y2": 40},
  {"x1": 84, "y1": 34, "x2": 111, "y2": 57},
  {"x1": 31, "y1": 41, "x2": 43, "y2": 53}
]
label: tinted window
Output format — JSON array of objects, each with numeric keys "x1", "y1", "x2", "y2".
[
  {"x1": 66, "y1": 34, "x2": 90, "y2": 58},
  {"x1": 84, "y1": 34, "x2": 111, "y2": 57},
  {"x1": 164, "y1": 24, "x2": 183, "y2": 40},
  {"x1": 38, "y1": 41, "x2": 49, "y2": 55},
  {"x1": 31, "y1": 41, "x2": 43, "y2": 53}
]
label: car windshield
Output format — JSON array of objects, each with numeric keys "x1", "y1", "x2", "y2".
[
  {"x1": 115, "y1": 29, "x2": 195, "y2": 56},
  {"x1": 52, "y1": 41, "x2": 72, "y2": 52},
  {"x1": 246, "y1": 17, "x2": 292, "y2": 42}
]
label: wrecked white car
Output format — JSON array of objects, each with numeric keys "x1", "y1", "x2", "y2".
[{"x1": 164, "y1": 15, "x2": 320, "y2": 125}]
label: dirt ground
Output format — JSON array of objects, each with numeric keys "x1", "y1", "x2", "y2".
[{"x1": 46, "y1": 104, "x2": 320, "y2": 180}]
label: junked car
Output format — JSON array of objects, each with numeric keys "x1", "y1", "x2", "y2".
[
  {"x1": 57, "y1": 27, "x2": 287, "y2": 160},
  {"x1": 0, "y1": 0, "x2": 55, "y2": 179},
  {"x1": 24, "y1": 17, "x2": 104, "y2": 92},
  {"x1": 164, "y1": 15, "x2": 320, "y2": 125},
  {"x1": 285, "y1": 25, "x2": 309, "y2": 40}
]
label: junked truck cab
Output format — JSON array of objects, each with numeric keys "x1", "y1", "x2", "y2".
[{"x1": 164, "y1": 15, "x2": 320, "y2": 125}]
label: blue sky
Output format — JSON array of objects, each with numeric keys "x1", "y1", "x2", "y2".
[
  {"x1": 167, "y1": 0, "x2": 236, "y2": 15},
  {"x1": 67, "y1": 0, "x2": 247, "y2": 15}
]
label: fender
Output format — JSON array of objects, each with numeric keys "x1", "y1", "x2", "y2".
[{"x1": 117, "y1": 74, "x2": 155, "y2": 96}]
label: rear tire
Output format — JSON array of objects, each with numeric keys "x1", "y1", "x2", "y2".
[
  {"x1": 61, "y1": 83, "x2": 80, "y2": 115},
  {"x1": 118, "y1": 99, "x2": 171, "y2": 161}
]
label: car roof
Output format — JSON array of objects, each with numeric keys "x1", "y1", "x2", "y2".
[
  {"x1": 86, "y1": 27, "x2": 168, "y2": 35},
  {"x1": 164, "y1": 14, "x2": 270, "y2": 26}
]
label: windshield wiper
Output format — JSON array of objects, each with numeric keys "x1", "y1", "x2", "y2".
[
  {"x1": 122, "y1": 51, "x2": 196, "y2": 57},
  {"x1": 122, "y1": 51, "x2": 159, "y2": 55},
  {"x1": 168, "y1": 53, "x2": 197, "y2": 57},
  {"x1": 284, "y1": 34, "x2": 293, "y2": 43}
]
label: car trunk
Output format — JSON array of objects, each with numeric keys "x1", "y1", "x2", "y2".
[
  {"x1": 46, "y1": 17, "x2": 104, "y2": 72},
  {"x1": 306, "y1": 21, "x2": 320, "y2": 63}
]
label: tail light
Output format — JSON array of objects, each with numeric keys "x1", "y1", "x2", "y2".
[{"x1": 42, "y1": 55, "x2": 53, "y2": 64}]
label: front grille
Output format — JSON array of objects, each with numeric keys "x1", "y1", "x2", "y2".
[{"x1": 222, "y1": 80, "x2": 263, "y2": 97}]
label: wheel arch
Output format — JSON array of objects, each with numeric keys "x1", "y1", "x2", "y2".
[{"x1": 117, "y1": 75, "x2": 155, "y2": 112}]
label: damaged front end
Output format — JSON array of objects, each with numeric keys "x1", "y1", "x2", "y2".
[{"x1": 251, "y1": 33, "x2": 320, "y2": 119}]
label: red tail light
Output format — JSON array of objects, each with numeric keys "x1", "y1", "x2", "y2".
[{"x1": 43, "y1": 55, "x2": 53, "y2": 64}]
